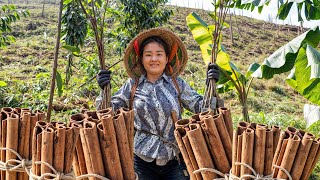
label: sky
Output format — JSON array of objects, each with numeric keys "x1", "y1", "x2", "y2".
[{"x1": 167, "y1": 0, "x2": 320, "y2": 28}]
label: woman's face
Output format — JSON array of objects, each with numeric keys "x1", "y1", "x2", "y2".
[{"x1": 142, "y1": 42, "x2": 168, "y2": 79}]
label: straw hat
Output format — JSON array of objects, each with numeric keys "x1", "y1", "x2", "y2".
[{"x1": 123, "y1": 27, "x2": 188, "y2": 79}]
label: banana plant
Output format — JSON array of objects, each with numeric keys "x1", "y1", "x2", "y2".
[
  {"x1": 187, "y1": 12, "x2": 260, "y2": 122},
  {"x1": 252, "y1": 27, "x2": 320, "y2": 105}
]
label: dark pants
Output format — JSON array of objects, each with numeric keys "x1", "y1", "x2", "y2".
[{"x1": 134, "y1": 154, "x2": 190, "y2": 180}]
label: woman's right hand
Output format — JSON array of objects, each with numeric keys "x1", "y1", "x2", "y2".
[{"x1": 97, "y1": 70, "x2": 111, "y2": 89}]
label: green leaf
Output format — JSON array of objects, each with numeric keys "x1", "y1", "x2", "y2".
[
  {"x1": 294, "y1": 47, "x2": 320, "y2": 105},
  {"x1": 278, "y1": 2, "x2": 294, "y2": 20},
  {"x1": 62, "y1": 45, "x2": 80, "y2": 53},
  {"x1": 186, "y1": 12, "x2": 213, "y2": 64},
  {"x1": 252, "y1": 27, "x2": 320, "y2": 79},
  {"x1": 246, "y1": 62, "x2": 260, "y2": 78},
  {"x1": 0, "y1": 81, "x2": 7, "y2": 87},
  {"x1": 56, "y1": 72, "x2": 63, "y2": 97},
  {"x1": 306, "y1": 45, "x2": 320, "y2": 79},
  {"x1": 285, "y1": 68, "x2": 297, "y2": 89}
]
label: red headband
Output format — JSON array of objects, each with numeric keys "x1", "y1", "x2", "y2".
[{"x1": 134, "y1": 40, "x2": 140, "y2": 57}]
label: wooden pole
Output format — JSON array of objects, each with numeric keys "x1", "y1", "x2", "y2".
[{"x1": 47, "y1": 0, "x2": 63, "y2": 122}]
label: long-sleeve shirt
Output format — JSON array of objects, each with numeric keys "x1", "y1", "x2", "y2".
[{"x1": 96, "y1": 73, "x2": 217, "y2": 165}]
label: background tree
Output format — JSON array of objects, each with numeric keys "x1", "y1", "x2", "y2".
[
  {"x1": 0, "y1": 4, "x2": 29, "y2": 47},
  {"x1": 114, "y1": 0, "x2": 172, "y2": 51},
  {"x1": 61, "y1": 1, "x2": 87, "y2": 85}
]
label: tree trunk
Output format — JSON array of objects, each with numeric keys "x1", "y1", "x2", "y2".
[
  {"x1": 242, "y1": 101, "x2": 249, "y2": 122},
  {"x1": 42, "y1": 0, "x2": 45, "y2": 17},
  {"x1": 47, "y1": 0, "x2": 63, "y2": 122}
]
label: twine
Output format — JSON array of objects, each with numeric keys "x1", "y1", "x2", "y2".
[
  {"x1": 29, "y1": 161, "x2": 74, "y2": 180},
  {"x1": 76, "y1": 172, "x2": 139, "y2": 180},
  {"x1": 272, "y1": 165, "x2": 292, "y2": 180},
  {"x1": 0, "y1": 147, "x2": 32, "y2": 173},
  {"x1": 193, "y1": 167, "x2": 229, "y2": 180},
  {"x1": 228, "y1": 162, "x2": 274, "y2": 180}
]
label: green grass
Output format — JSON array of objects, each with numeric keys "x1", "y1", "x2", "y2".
[{"x1": 0, "y1": 2, "x2": 319, "y2": 176}]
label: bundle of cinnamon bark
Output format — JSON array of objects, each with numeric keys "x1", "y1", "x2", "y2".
[
  {"x1": 174, "y1": 107, "x2": 233, "y2": 179},
  {"x1": 70, "y1": 107, "x2": 135, "y2": 180},
  {"x1": 231, "y1": 122, "x2": 282, "y2": 178},
  {"x1": 272, "y1": 126, "x2": 320, "y2": 180},
  {"x1": 0, "y1": 107, "x2": 45, "y2": 180},
  {"x1": 30, "y1": 121, "x2": 79, "y2": 179}
]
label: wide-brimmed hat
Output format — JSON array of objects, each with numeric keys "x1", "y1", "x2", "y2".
[{"x1": 124, "y1": 27, "x2": 188, "y2": 79}]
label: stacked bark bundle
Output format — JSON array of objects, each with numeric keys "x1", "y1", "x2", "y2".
[
  {"x1": 231, "y1": 122, "x2": 282, "y2": 178},
  {"x1": 0, "y1": 107, "x2": 45, "y2": 180},
  {"x1": 30, "y1": 120, "x2": 79, "y2": 179},
  {"x1": 272, "y1": 126, "x2": 320, "y2": 180},
  {"x1": 70, "y1": 107, "x2": 135, "y2": 180},
  {"x1": 174, "y1": 107, "x2": 233, "y2": 179}
]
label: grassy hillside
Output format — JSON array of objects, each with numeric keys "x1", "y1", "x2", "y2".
[
  {"x1": 0, "y1": 3, "x2": 312, "y2": 125},
  {"x1": 0, "y1": 2, "x2": 319, "y2": 177}
]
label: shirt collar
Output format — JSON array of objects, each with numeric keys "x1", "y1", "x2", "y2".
[{"x1": 138, "y1": 73, "x2": 170, "y2": 85}]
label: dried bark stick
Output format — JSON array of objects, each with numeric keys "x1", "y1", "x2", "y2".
[
  {"x1": 80, "y1": 121, "x2": 105, "y2": 179},
  {"x1": 65, "y1": 126, "x2": 80, "y2": 174},
  {"x1": 218, "y1": 107, "x2": 233, "y2": 141},
  {"x1": 300, "y1": 139, "x2": 320, "y2": 180},
  {"x1": 18, "y1": 112, "x2": 31, "y2": 180},
  {"x1": 213, "y1": 114, "x2": 232, "y2": 163},
  {"x1": 291, "y1": 133, "x2": 314, "y2": 179},
  {"x1": 182, "y1": 128, "x2": 202, "y2": 180},
  {"x1": 98, "y1": 116, "x2": 123, "y2": 180},
  {"x1": 272, "y1": 125, "x2": 281, "y2": 156},
  {"x1": 264, "y1": 128, "x2": 273, "y2": 176},
  {"x1": 240, "y1": 128, "x2": 254, "y2": 179},
  {"x1": 53, "y1": 126, "x2": 66, "y2": 173},
  {"x1": 174, "y1": 127, "x2": 197, "y2": 180},
  {"x1": 6, "y1": 113, "x2": 19, "y2": 180},
  {"x1": 253, "y1": 124, "x2": 266, "y2": 175},
  {"x1": 201, "y1": 115, "x2": 230, "y2": 173},
  {"x1": 41, "y1": 127, "x2": 54, "y2": 175},
  {"x1": 188, "y1": 123, "x2": 216, "y2": 179},
  {"x1": 277, "y1": 135, "x2": 301, "y2": 179},
  {"x1": 113, "y1": 113, "x2": 135, "y2": 180}
]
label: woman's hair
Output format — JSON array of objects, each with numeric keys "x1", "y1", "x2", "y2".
[{"x1": 139, "y1": 36, "x2": 170, "y2": 58}]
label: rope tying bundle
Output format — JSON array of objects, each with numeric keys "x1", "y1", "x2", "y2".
[
  {"x1": 0, "y1": 147, "x2": 32, "y2": 172},
  {"x1": 29, "y1": 161, "x2": 74, "y2": 180},
  {"x1": 193, "y1": 167, "x2": 229, "y2": 180},
  {"x1": 228, "y1": 162, "x2": 293, "y2": 180}
]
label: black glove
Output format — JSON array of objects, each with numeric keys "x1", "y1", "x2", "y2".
[
  {"x1": 97, "y1": 70, "x2": 111, "y2": 89},
  {"x1": 206, "y1": 63, "x2": 220, "y2": 83}
]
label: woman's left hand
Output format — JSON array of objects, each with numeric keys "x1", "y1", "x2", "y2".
[{"x1": 207, "y1": 63, "x2": 220, "y2": 82}]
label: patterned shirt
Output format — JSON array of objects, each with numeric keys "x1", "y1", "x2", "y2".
[{"x1": 97, "y1": 73, "x2": 216, "y2": 165}]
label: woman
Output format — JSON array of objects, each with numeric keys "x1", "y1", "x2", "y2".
[{"x1": 97, "y1": 28, "x2": 219, "y2": 179}]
